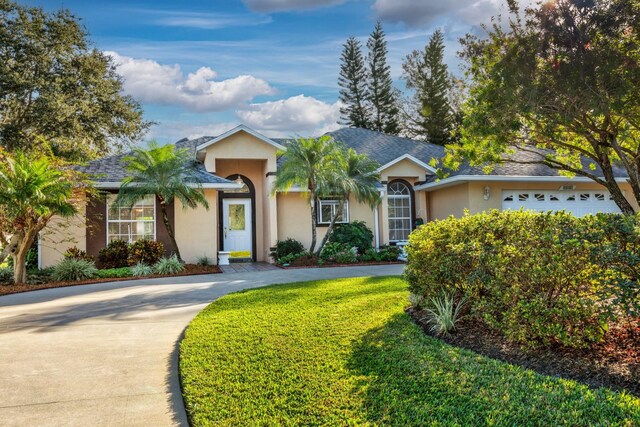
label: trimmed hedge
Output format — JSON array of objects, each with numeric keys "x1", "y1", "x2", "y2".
[{"x1": 405, "y1": 210, "x2": 640, "y2": 349}]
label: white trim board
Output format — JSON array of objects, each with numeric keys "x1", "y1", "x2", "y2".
[
  {"x1": 414, "y1": 175, "x2": 629, "y2": 192},
  {"x1": 195, "y1": 124, "x2": 285, "y2": 154},
  {"x1": 376, "y1": 154, "x2": 437, "y2": 174}
]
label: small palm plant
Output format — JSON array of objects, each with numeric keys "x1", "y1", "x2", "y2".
[
  {"x1": 422, "y1": 292, "x2": 467, "y2": 336},
  {"x1": 116, "y1": 142, "x2": 209, "y2": 263}
]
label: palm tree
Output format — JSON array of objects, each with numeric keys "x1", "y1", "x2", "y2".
[
  {"x1": 116, "y1": 142, "x2": 209, "y2": 263},
  {"x1": 315, "y1": 148, "x2": 381, "y2": 255},
  {"x1": 0, "y1": 152, "x2": 77, "y2": 284},
  {"x1": 273, "y1": 136, "x2": 342, "y2": 253}
]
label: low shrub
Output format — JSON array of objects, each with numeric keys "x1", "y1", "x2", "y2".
[
  {"x1": 328, "y1": 221, "x2": 373, "y2": 253},
  {"x1": 405, "y1": 210, "x2": 627, "y2": 349},
  {"x1": 270, "y1": 238, "x2": 305, "y2": 262},
  {"x1": 95, "y1": 267, "x2": 132, "y2": 279},
  {"x1": 128, "y1": 240, "x2": 164, "y2": 266},
  {"x1": 320, "y1": 242, "x2": 357, "y2": 264},
  {"x1": 421, "y1": 292, "x2": 467, "y2": 336},
  {"x1": 130, "y1": 263, "x2": 153, "y2": 277},
  {"x1": 64, "y1": 246, "x2": 94, "y2": 262},
  {"x1": 377, "y1": 246, "x2": 401, "y2": 262},
  {"x1": 154, "y1": 255, "x2": 184, "y2": 275},
  {"x1": 52, "y1": 258, "x2": 97, "y2": 282},
  {"x1": 196, "y1": 255, "x2": 213, "y2": 266},
  {"x1": 98, "y1": 240, "x2": 130, "y2": 269},
  {"x1": 0, "y1": 266, "x2": 13, "y2": 284},
  {"x1": 277, "y1": 252, "x2": 320, "y2": 267}
]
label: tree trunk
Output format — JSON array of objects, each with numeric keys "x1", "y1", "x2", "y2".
[
  {"x1": 308, "y1": 190, "x2": 317, "y2": 254},
  {"x1": 316, "y1": 198, "x2": 346, "y2": 256},
  {"x1": 160, "y1": 201, "x2": 183, "y2": 263},
  {"x1": 11, "y1": 229, "x2": 37, "y2": 285},
  {"x1": 596, "y1": 147, "x2": 636, "y2": 214}
]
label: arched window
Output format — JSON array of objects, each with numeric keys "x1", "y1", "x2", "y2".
[{"x1": 388, "y1": 180, "x2": 413, "y2": 241}]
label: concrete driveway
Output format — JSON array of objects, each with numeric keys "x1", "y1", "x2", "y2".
[{"x1": 0, "y1": 264, "x2": 404, "y2": 426}]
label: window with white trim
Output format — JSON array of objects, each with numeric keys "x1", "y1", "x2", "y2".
[
  {"x1": 107, "y1": 194, "x2": 155, "y2": 243},
  {"x1": 388, "y1": 181, "x2": 412, "y2": 241},
  {"x1": 317, "y1": 199, "x2": 349, "y2": 224}
]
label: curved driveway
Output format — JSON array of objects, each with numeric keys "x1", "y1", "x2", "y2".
[{"x1": 0, "y1": 264, "x2": 403, "y2": 426}]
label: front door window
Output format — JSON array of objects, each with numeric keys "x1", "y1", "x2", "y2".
[{"x1": 223, "y1": 199, "x2": 252, "y2": 259}]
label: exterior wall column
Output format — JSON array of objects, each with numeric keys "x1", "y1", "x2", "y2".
[
  {"x1": 380, "y1": 190, "x2": 389, "y2": 246},
  {"x1": 265, "y1": 173, "x2": 278, "y2": 262}
]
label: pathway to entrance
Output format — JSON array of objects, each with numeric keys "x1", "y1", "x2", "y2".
[
  {"x1": 0, "y1": 264, "x2": 404, "y2": 426},
  {"x1": 219, "y1": 262, "x2": 280, "y2": 274}
]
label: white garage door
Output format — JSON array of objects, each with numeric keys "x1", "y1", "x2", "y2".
[{"x1": 502, "y1": 190, "x2": 621, "y2": 217}]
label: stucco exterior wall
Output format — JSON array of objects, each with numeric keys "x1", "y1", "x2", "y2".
[
  {"x1": 380, "y1": 158, "x2": 429, "y2": 181},
  {"x1": 424, "y1": 180, "x2": 639, "y2": 220},
  {"x1": 174, "y1": 189, "x2": 218, "y2": 264},
  {"x1": 40, "y1": 194, "x2": 87, "y2": 268},
  {"x1": 466, "y1": 180, "x2": 640, "y2": 214},
  {"x1": 427, "y1": 183, "x2": 470, "y2": 220},
  {"x1": 203, "y1": 131, "x2": 277, "y2": 173},
  {"x1": 276, "y1": 193, "x2": 377, "y2": 252}
]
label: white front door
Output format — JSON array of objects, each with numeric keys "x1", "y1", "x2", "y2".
[{"x1": 222, "y1": 199, "x2": 252, "y2": 258}]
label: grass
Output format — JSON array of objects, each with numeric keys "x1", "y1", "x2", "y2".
[{"x1": 179, "y1": 276, "x2": 640, "y2": 426}]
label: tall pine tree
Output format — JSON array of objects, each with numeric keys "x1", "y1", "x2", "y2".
[
  {"x1": 338, "y1": 37, "x2": 370, "y2": 128},
  {"x1": 402, "y1": 29, "x2": 455, "y2": 145},
  {"x1": 366, "y1": 21, "x2": 400, "y2": 135}
]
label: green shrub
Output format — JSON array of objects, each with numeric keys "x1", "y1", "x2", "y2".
[
  {"x1": 64, "y1": 246, "x2": 94, "y2": 262},
  {"x1": 95, "y1": 267, "x2": 132, "y2": 279},
  {"x1": 0, "y1": 266, "x2": 13, "y2": 284},
  {"x1": 377, "y1": 245, "x2": 401, "y2": 262},
  {"x1": 328, "y1": 221, "x2": 373, "y2": 253},
  {"x1": 52, "y1": 258, "x2": 97, "y2": 282},
  {"x1": 128, "y1": 240, "x2": 164, "y2": 266},
  {"x1": 196, "y1": 255, "x2": 213, "y2": 266},
  {"x1": 154, "y1": 255, "x2": 184, "y2": 275},
  {"x1": 320, "y1": 242, "x2": 357, "y2": 264},
  {"x1": 277, "y1": 252, "x2": 320, "y2": 266},
  {"x1": 130, "y1": 263, "x2": 153, "y2": 277},
  {"x1": 405, "y1": 210, "x2": 617, "y2": 349},
  {"x1": 98, "y1": 240, "x2": 130, "y2": 269},
  {"x1": 422, "y1": 292, "x2": 467, "y2": 336},
  {"x1": 270, "y1": 238, "x2": 305, "y2": 262}
]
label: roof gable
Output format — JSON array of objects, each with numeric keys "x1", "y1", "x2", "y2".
[{"x1": 195, "y1": 125, "x2": 284, "y2": 155}]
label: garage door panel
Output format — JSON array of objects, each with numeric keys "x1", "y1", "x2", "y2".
[{"x1": 501, "y1": 190, "x2": 621, "y2": 217}]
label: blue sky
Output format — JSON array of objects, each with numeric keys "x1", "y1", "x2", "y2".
[{"x1": 33, "y1": 0, "x2": 511, "y2": 143}]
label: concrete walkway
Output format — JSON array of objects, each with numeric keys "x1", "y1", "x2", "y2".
[{"x1": 0, "y1": 264, "x2": 404, "y2": 426}]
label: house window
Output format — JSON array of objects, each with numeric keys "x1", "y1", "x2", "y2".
[
  {"x1": 317, "y1": 199, "x2": 349, "y2": 224},
  {"x1": 107, "y1": 194, "x2": 155, "y2": 243},
  {"x1": 388, "y1": 181, "x2": 412, "y2": 241}
]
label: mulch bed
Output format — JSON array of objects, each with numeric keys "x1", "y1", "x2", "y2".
[
  {"x1": 407, "y1": 307, "x2": 639, "y2": 396},
  {"x1": 279, "y1": 261, "x2": 405, "y2": 269},
  {"x1": 0, "y1": 264, "x2": 222, "y2": 297}
]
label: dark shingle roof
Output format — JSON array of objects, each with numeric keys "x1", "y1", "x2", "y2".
[{"x1": 75, "y1": 137, "x2": 233, "y2": 186}]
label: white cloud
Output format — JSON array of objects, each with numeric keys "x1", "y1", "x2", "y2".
[
  {"x1": 242, "y1": 0, "x2": 347, "y2": 13},
  {"x1": 236, "y1": 94, "x2": 342, "y2": 135},
  {"x1": 106, "y1": 51, "x2": 276, "y2": 112},
  {"x1": 152, "y1": 11, "x2": 272, "y2": 29},
  {"x1": 373, "y1": 0, "x2": 525, "y2": 27}
]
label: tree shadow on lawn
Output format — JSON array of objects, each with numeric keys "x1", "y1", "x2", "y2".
[{"x1": 347, "y1": 313, "x2": 639, "y2": 426}]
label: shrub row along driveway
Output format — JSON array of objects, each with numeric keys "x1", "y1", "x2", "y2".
[{"x1": 0, "y1": 265, "x2": 403, "y2": 426}]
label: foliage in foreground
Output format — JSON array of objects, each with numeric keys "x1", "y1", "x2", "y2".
[
  {"x1": 406, "y1": 210, "x2": 640, "y2": 349},
  {"x1": 180, "y1": 276, "x2": 639, "y2": 426},
  {"x1": 94, "y1": 267, "x2": 132, "y2": 279},
  {"x1": 52, "y1": 258, "x2": 97, "y2": 282}
]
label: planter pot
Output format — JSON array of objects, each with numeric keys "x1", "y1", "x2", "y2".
[{"x1": 218, "y1": 251, "x2": 231, "y2": 266}]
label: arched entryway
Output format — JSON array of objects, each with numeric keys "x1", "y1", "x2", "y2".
[{"x1": 218, "y1": 174, "x2": 257, "y2": 261}]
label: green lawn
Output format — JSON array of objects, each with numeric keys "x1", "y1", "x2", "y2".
[{"x1": 179, "y1": 276, "x2": 640, "y2": 426}]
